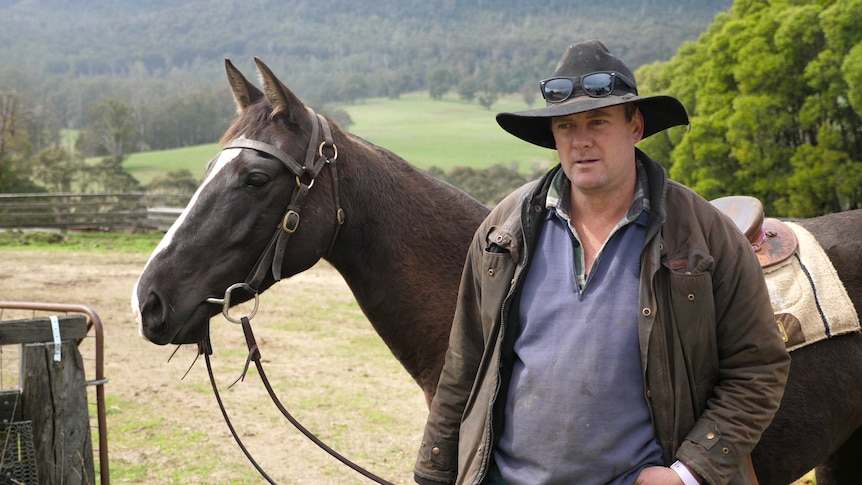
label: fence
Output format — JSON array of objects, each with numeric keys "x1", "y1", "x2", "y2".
[{"x1": 0, "y1": 193, "x2": 190, "y2": 232}]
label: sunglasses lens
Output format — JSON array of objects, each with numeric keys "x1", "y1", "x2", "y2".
[
  {"x1": 542, "y1": 78, "x2": 575, "y2": 103},
  {"x1": 582, "y1": 73, "x2": 614, "y2": 97}
]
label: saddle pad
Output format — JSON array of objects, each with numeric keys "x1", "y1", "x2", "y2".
[{"x1": 762, "y1": 222, "x2": 861, "y2": 352}]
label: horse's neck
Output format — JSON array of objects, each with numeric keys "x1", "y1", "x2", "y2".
[{"x1": 324, "y1": 142, "x2": 488, "y2": 399}]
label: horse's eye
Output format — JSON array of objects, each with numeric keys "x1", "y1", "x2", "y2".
[{"x1": 245, "y1": 172, "x2": 270, "y2": 189}]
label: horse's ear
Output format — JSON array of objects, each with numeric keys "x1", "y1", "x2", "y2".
[
  {"x1": 254, "y1": 57, "x2": 303, "y2": 124},
  {"x1": 225, "y1": 59, "x2": 263, "y2": 113}
]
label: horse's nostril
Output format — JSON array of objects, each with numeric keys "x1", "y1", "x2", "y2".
[{"x1": 141, "y1": 291, "x2": 168, "y2": 333}]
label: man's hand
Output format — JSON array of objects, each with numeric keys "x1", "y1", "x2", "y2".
[{"x1": 635, "y1": 466, "x2": 685, "y2": 484}]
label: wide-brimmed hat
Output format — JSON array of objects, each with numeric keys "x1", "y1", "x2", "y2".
[{"x1": 496, "y1": 40, "x2": 689, "y2": 149}]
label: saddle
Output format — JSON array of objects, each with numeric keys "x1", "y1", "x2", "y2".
[{"x1": 710, "y1": 196, "x2": 798, "y2": 269}]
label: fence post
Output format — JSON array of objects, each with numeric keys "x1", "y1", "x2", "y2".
[
  {"x1": 58, "y1": 193, "x2": 70, "y2": 234},
  {"x1": 3, "y1": 315, "x2": 95, "y2": 484}
]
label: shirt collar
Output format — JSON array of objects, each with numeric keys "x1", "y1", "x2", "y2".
[{"x1": 546, "y1": 159, "x2": 650, "y2": 225}]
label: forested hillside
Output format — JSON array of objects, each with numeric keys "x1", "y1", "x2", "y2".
[
  {"x1": 0, "y1": 0, "x2": 733, "y2": 196},
  {"x1": 0, "y1": 0, "x2": 731, "y2": 130}
]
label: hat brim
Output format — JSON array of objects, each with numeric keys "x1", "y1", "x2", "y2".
[{"x1": 496, "y1": 94, "x2": 689, "y2": 149}]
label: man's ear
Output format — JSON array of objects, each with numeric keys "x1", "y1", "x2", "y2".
[{"x1": 631, "y1": 107, "x2": 645, "y2": 143}]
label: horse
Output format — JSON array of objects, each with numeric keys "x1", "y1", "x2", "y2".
[{"x1": 132, "y1": 59, "x2": 862, "y2": 484}]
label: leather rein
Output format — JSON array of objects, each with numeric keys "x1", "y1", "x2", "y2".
[{"x1": 199, "y1": 107, "x2": 395, "y2": 485}]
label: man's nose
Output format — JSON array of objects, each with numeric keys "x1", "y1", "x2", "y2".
[{"x1": 571, "y1": 129, "x2": 593, "y2": 149}]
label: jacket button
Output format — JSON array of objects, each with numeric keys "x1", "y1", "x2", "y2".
[
  {"x1": 688, "y1": 293, "x2": 695, "y2": 301},
  {"x1": 488, "y1": 268, "x2": 495, "y2": 277},
  {"x1": 495, "y1": 235, "x2": 503, "y2": 242},
  {"x1": 432, "y1": 446, "x2": 441, "y2": 456},
  {"x1": 642, "y1": 307, "x2": 652, "y2": 317},
  {"x1": 706, "y1": 432, "x2": 715, "y2": 440},
  {"x1": 645, "y1": 389, "x2": 652, "y2": 399}
]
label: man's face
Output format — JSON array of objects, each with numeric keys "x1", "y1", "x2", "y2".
[{"x1": 550, "y1": 104, "x2": 644, "y2": 197}]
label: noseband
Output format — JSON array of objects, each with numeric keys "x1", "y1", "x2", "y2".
[{"x1": 207, "y1": 106, "x2": 344, "y2": 323}]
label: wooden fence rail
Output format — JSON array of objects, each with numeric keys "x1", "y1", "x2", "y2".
[{"x1": 0, "y1": 192, "x2": 190, "y2": 232}]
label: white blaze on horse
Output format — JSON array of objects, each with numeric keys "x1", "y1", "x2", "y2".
[{"x1": 132, "y1": 58, "x2": 862, "y2": 485}]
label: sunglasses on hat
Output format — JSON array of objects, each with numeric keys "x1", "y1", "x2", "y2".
[{"x1": 540, "y1": 71, "x2": 638, "y2": 103}]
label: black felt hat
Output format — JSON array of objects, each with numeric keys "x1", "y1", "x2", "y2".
[{"x1": 496, "y1": 40, "x2": 689, "y2": 149}]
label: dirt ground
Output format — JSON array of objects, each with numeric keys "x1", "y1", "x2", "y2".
[{"x1": 0, "y1": 249, "x2": 427, "y2": 484}]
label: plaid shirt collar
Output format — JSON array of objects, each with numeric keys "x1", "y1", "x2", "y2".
[{"x1": 545, "y1": 159, "x2": 650, "y2": 225}]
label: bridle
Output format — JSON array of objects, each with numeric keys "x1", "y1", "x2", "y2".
[
  {"x1": 199, "y1": 107, "x2": 395, "y2": 484},
  {"x1": 207, "y1": 106, "x2": 344, "y2": 322}
]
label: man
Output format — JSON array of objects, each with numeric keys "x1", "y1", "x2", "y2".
[{"x1": 414, "y1": 40, "x2": 790, "y2": 485}]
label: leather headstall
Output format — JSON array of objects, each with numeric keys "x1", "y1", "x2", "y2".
[{"x1": 222, "y1": 106, "x2": 344, "y2": 294}]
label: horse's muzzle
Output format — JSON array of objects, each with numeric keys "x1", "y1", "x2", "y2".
[{"x1": 137, "y1": 290, "x2": 212, "y2": 345}]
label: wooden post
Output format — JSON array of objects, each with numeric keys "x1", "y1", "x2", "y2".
[{"x1": 1, "y1": 315, "x2": 95, "y2": 485}]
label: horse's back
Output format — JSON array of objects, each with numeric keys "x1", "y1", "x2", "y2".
[{"x1": 798, "y1": 210, "x2": 862, "y2": 307}]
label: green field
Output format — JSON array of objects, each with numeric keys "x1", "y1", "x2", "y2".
[
  {"x1": 344, "y1": 92, "x2": 554, "y2": 171},
  {"x1": 123, "y1": 143, "x2": 220, "y2": 186},
  {"x1": 124, "y1": 92, "x2": 554, "y2": 185}
]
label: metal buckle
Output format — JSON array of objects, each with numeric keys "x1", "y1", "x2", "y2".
[{"x1": 282, "y1": 210, "x2": 300, "y2": 233}]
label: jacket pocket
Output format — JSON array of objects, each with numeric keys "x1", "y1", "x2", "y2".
[
  {"x1": 665, "y1": 266, "x2": 719, "y2": 412},
  {"x1": 480, "y1": 227, "x2": 518, "y2": 328}
]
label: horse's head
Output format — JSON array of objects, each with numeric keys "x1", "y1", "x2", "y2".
[{"x1": 133, "y1": 58, "x2": 343, "y2": 345}]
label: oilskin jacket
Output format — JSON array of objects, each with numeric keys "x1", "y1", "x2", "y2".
[{"x1": 415, "y1": 152, "x2": 790, "y2": 485}]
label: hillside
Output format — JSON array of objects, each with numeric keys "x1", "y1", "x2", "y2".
[
  {"x1": 0, "y1": 0, "x2": 734, "y2": 196},
  {"x1": 0, "y1": 0, "x2": 732, "y2": 107}
]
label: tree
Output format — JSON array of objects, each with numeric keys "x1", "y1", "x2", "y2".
[
  {"x1": 428, "y1": 67, "x2": 452, "y2": 100},
  {"x1": 457, "y1": 77, "x2": 481, "y2": 103},
  {"x1": 520, "y1": 79, "x2": 538, "y2": 107},
  {"x1": 142, "y1": 89, "x2": 233, "y2": 150},
  {"x1": 30, "y1": 146, "x2": 86, "y2": 192},
  {"x1": 79, "y1": 98, "x2": 137, "y2": 157},
  {"x1": 85, "y1": 155, "x2": 143, "y2": 193},
  {"x1": 147, "y1": 169, "x2": 199, "y2": 195},
  {"x1": 429, "y1": 162, "x2": 542, "y2": 206},
  {"x1": 635, "y1": 0, "x2": 862, "y2": 217},
  {"x1": 477, "y1": 91, "x2": 499, "y2": 110},
  {"x1": 0, "y1": 92, "x2": 34, "y2": 192},
  {"x1": 318, "y1": 105, "x2": 354, "y2": 130},
  {"x1": 340, "y1": 74, "x2": 370, "y2": 102}
]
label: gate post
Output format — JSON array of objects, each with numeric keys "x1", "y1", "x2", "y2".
[{"x1": 1, "y1": 315, "x2": 95, "y2": 485}]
